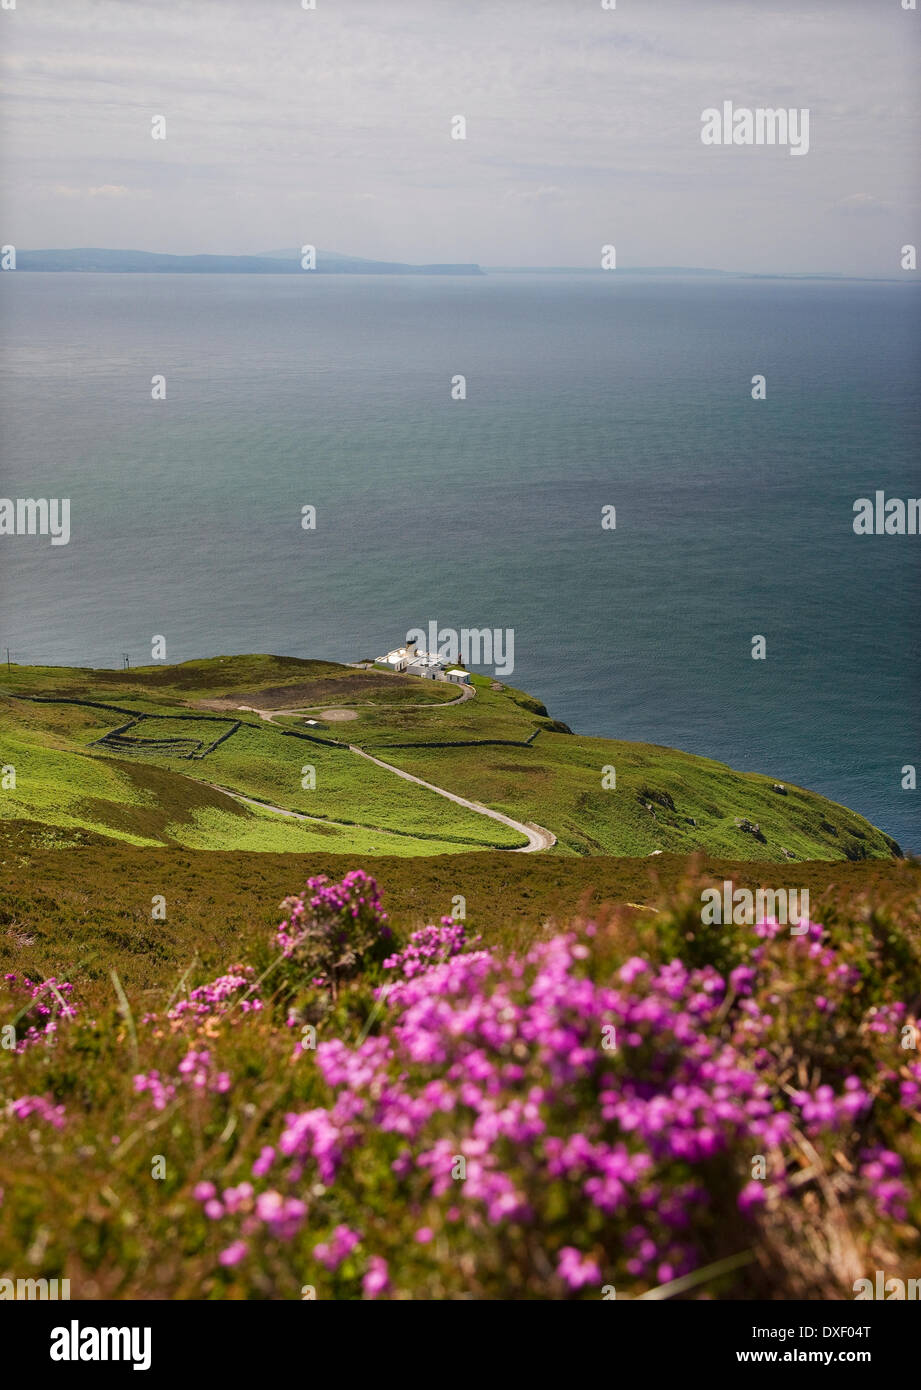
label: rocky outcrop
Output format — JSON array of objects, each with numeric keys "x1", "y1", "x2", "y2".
[{"x1": 735, "y1": 817, "x2": 767, "y2": 844}]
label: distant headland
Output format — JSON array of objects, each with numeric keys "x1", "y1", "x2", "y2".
[{"x1": 7, "y1": 248, "x2": 485, "y2": 276}]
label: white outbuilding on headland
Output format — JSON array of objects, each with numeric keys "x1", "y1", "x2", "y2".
[
  {"x1": 407, "y1": 652, "x2": 444, "y2": 679},
  {"x1": 375, "y1": 638, "x2": 470, "y2": 684},
  {"x1": 378, "y1": 640, "x2": 418, "y2": 673}
]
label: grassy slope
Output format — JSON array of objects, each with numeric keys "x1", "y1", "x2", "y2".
[
  {"x1": 0, "y1": 706, "x2": 476, "y2": 856},
  {"x1": 287, "y1": 672, "x2": 901, "y2": 861},
  {"x1": 0, "y1": 657, "x2": 900, "y2": 862},
  {"x1": 0, "y1": 661, "x2": 525, "y2": 851},
  {"x1": 347, "y1": 675, "x2": 541, "y2": 745},
  {"x1": 382, "y1": 731, "x2": 898, "y2": 862}
]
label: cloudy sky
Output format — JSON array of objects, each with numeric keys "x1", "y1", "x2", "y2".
[{"x1": 1, "y1": 0, "x2": 919, "y2": 273}]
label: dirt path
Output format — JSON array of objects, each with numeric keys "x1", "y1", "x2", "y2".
[
  {"x1": 234, "y1": 705, "x2": 300, "y2": 722},
  {"x1": 347, "y1": 746, "x2": 556, "y2": 853},
  {"x1": 291, "y1": 682, "x2": 476, "y2": 713}
]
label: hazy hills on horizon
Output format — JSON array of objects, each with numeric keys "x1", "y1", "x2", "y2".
[
  {"x1": 8, "y1": 247, "x2": 485, "y2": 275},
  {"x1": 6, "y1": 248, "x2": 905, "y2": 280}
]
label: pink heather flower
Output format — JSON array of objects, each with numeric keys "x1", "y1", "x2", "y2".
[
  {"x1": 252, "y1": 1190, "x2": 307, "y2": 1240},
  {"x1": 252, "y1": 1146, "x2": 276, "y2": 1178},
  {"x1": 738, "y1": 1180, "x2": 766, "y2": 1215},
  {"x1": 277, "y1": 871, "x2": 389, "y2": 964},
  {"x1": 174, "y1": 891, "x2": 920, "y2": 1301},
  {"x1": 859, "y1": 1147, "x2": 909, "y2": 1219},
  {"x1": 384, "y1": 920, "x2": 478, "y2": 979},
  {"x1": 0, "y1": 975, "x2": 78, "y2": 1053},
  {"x1": 8, "y1": 1095, "x2": 66, "y2": 1129},
  {"x1": 363, "y1": 1256, "x2": 390, "y2": 1299},
  {"x1": 900, "y1": 1078, "x2": 920, "y2": 1107},
  {"x1": 218, "y1": 1241, "x2": 248, "y2": 1267},
  {"x1": 314, "y1": 1225, "x2": 360, "y2": 1271},
  {"x1": 132, "y1": 1070, "x2": 176, "y2": 1110},
  {"x1": 166, "y1": 967, "x2": 261, "y2": 1027},
  {"x1": 193, "y1": 1182, "x2": 217, "y2": 1202},
  {"x1": 557, "y1": 1246, "x2": 601, "y2": 1290},
  {"x1": 221, "y1": 1183, "x2": 253, "y2": 1214},
  {"x1": 729, "y1": 965, "x2": 756, "y2": 996}
]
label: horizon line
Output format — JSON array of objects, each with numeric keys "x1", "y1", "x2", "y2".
[{"x1": 5, "y1": 247, "x2": 916, "y2": 283}]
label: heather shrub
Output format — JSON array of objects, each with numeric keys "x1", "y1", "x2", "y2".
[
  {"x1": 197, "y1": 896, "x2": 920, "y2": 1299},
  {"x1": 1, "y1": 973, "x2": 77, "y2": 1052},
  {"x1": 276, "y1": 870, "x2": 392, "y2": 999},
  {"x1": 383, "y1": 918, "x2": 479, "y2": 978},
  {"x1": 0, "y1": 872, "x2": 918, "y2": 1300}
]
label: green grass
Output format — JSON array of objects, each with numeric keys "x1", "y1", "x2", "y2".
[
  {"x1": 380, "y1": 731, "x2": 899, "y2": 861},
  {"x1": 0, "y1": 709, "x2": 476, "y2": 855},
  {"x1": 0, "y1": 657, "x2": 901, "y2": 862},
  {"x1": 146, "y1": 722, "x2": 524, "y2": 848},
  {"x1": 343, "y1": 674, "x2": 547, "y2": 746}
]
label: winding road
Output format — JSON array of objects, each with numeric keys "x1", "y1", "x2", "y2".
[{"x1": 346, "y1": 745, "x2": 556, "y2": 852}]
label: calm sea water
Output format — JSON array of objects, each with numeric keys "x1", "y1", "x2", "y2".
[{"x1": 1, "y1": 272, "x2": 919, "y2": 851}]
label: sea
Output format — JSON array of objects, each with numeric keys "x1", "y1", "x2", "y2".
[{"x1": 1, "y1": 270, "x2": 919, "y2": 851}]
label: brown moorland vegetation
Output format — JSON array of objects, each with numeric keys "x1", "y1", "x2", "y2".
[{"x1": 2, "y1": 820, "x2": 918, "y2": 1009}]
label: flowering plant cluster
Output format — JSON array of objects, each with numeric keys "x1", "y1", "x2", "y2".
[
  {"x1": 154, "y1": 966, "x2": 263, "y2": 1033},
  {"x1": 383, "y1": 918, "x2": 478, "y2": 979},
  {"x1": 194, "y1": 890, "x2": 919, "y2": 1298},
  {"x1": 276, "y1": 870, "x2": 392, "y2": 998},
  {"x1": 7, "y1": 1094, "x2": 67, "y2": 1129},
  {"x1": 134, "y1": 1048, "x2": 232, "y2": 1111},
  {"x1": 1, "y1": 973, "x2": 76, "y2": 1052}
]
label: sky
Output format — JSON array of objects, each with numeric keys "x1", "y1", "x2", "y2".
[{"x1": 1, "y1": 0, "x2": 919, "y2": 274}]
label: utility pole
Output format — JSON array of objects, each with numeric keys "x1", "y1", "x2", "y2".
[{"x1": 5, "y1": 648, "x2": 10, "y2": 675}]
